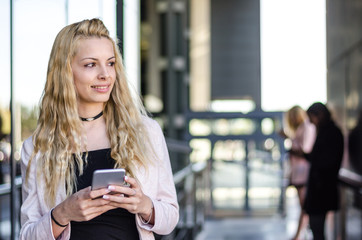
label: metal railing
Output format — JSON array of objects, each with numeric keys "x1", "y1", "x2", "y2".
[
  {"x1": 0, "y1": 176, "x2": 22, "y2": 196},
  {"x1": 338, "y1": 168, "x2": 362, "y2": 240},
  {"x1": 184, "y1": 111, "x2": 286, "y2": 217},
  {"x1": 174, "y1": 162, "x2": 208, "y2": 239},
  {"x1": 0, "y1": 175, "x2": 22, "y2": 239},
  {"x1": 155, "y1": 138, "x2": 208, "y2": 240}
]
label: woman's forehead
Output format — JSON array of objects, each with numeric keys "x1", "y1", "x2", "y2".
[{"x1": 74, "y1": 37, "x2": 114, "y2": 58}]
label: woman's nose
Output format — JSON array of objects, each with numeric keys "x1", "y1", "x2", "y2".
[{"x1": 98, "y1": 65, "x2": 110, "y2": 80}]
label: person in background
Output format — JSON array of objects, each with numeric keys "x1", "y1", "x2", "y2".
[
  {"x1": 281, "y1": 106, "x2": 316, "y2": 240},
  {"x1": 19, "y1": 18, "x2": 179, "y2": 240},
  {"x1": 348, "y1": 111, "x2": 362, "y2": 174},
  {"x1": 291, "y1": 102, "x2": 344, "y2": 240},
  {"x1": 0, "y1": 115, "x2": 9, "y2": 184}
]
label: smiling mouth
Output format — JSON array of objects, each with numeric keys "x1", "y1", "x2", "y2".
[{"x1": 91, "y1": 86, "x2": 108, "y2": 89}]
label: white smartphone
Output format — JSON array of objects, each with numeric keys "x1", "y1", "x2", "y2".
[{"x1": 91, "y1": 168, "x2": 126, "y2": 190}]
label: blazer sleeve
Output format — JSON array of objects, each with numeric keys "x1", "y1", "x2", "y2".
[
  {"x1": 19, "y1": 137, "x2": 70, "y2": 240},
  {"x1": 301, "y1": 122, "x2": 316, "y2": 153},
  {"x1": 137, "y1": 119, "x2": 179, "y2": 235}
]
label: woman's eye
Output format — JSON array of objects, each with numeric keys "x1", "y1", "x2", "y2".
[
  {"x1": 85, "y1": 63, "x2": 95, "y2": 68},
  {"x1": 108, "y1": 61, "x2": 115, "y2": 67}
]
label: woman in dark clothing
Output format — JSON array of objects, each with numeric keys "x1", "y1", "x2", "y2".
[{"x1": 291, "y1": 102, "x2": 344, "y2": 240}]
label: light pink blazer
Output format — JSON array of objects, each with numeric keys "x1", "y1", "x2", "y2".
[
  {"x1": 19, "y1": 117, "x2": 179, "y2": 240},
  {"x1": 289, "y1": 120, "x2": 316, "y2": 185}
]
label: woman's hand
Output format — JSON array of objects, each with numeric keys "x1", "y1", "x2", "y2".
[
  {"x1": 103, "y1": 176, "x2": 154, "y2": 224},
  {"x1": 51, "y1": 186, "x2": 115, "y2": 238}
]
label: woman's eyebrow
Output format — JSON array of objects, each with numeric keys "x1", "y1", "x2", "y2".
[
  {"x1": 80, "y1": 57, "x2": 98, "y2": 61},
  {"x1": 80, "y1": 56, "x2": 115, "y2": 61}
]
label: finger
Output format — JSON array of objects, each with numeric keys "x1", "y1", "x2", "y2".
[
  {"x1": 102, "y1": 193, "x2": 139, "y2": 207},
  {"x1": 104, "y1": 185, "x2": 131, "y2": 196},
  {"x1": 91, "y1": 197, "x2": 113, "y2": 206},
  {"x1": 106, "y1": 200, "x2": 132, "y2": 210},
  {"x1": 128, "y1": 188, "x2": 137, "y2": 197},
  {"x1": 124, "y1": 176, "x2": 138, "y2": 188},
  {"x1": 80, "y1": 205, "x2": 116, "y2": 221},
  {"x1": 108, "y1": 185, "x2": 136, "y2": 197},
  {"x1": 103, "y1": 194, "x2": 128, "y2": 203},
  {"x1": 89, "y1": 188, "x2": 111, "y2": 199},
  {"x1": 71, "y1": 197, "x2": 110, "y2": 219},
  {"x1": 107, "y1": 202, "x2": 138, "y2": 214},
  {"x1": 71, "y1": 186, "x2": 93, "y2": 202},
  {"x1": 82, "y1": 200, "x2": 116, "y2": 215}
]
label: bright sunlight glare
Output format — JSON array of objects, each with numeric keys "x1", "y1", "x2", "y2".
[{"x1": 261, "y1": 0, "x2": 326, "y2": 112}]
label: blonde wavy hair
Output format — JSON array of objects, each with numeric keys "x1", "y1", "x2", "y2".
[
  {"x1": 285, "y1": 105, "x2": 307, "y2": 136},
  {"x1": 27, "y1": 18, "x2": 151, "y2": 207}
]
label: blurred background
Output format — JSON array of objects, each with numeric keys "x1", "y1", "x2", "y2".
[{"x1": 0, "y1": 0, "x2": 361, "y2": 239}]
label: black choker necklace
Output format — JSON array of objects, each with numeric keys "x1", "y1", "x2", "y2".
[{"x1": 80, "y1": 111, "x2": 103, "y2": 122}]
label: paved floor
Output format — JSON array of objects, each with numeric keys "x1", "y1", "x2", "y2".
[
  {"x1": 195, "y1": 216, "x2": 304, "y2": 240},
  {"x1": 195, "y1": 190, "x2": 307, "y2": 240},
  {"x1": 195, "y1": 189, "x2": 362, "y2": 240}
]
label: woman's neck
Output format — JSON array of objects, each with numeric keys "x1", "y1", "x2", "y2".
[
  {"x1": 81, "y1": 116, "x2": 110, "y2": 151},
  {"x1": 78, "y1": 104, "x2": 104, "y2": 120}
]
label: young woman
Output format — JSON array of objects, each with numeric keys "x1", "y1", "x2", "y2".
[
  {"x1": 20, "y1": 18, "x2": 179, "y2": 240},
  {"x1": 283, "y1": 106, "x2": 316, "y2": 240}
]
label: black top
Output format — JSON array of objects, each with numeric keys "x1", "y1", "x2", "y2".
[
  {"x1": 70, "y1": 149, "x2": 139, "y2": 240},
  {"x1": 303, "y1": 120, "x2": 344, "y2": 214}
]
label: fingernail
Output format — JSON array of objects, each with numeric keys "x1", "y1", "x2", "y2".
[
  {"x1": 108, "y1": 186, "x2": 115, "y2": 191},
  {"x1": 125, "y1": 176, "x2": 129, "y2": 181},
  {"x1": 103, "y1": 195, "x2": 110, "y2": 200}
]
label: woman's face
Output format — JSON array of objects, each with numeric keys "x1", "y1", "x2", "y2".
[
  {"x1": 71, "y1": 37, "x2": 116, "y2": 109},
  {"x1": 308, "y1": 113, "x2": 319, "y2": 126}
]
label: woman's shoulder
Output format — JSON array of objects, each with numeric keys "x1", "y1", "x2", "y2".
[
  {"x1": 21, "y1": 136, "x2": 35, "y2": 164},
  {"x1": 140, "y1": 115, "x2": 167, "y2": 151},
  {"x1": 22, "y1": 136, "x2": 34, "y2": 151},
  {"x1": 141, "y1": 115, "x2": 162, "y2": 134}
]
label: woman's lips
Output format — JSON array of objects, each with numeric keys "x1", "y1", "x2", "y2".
[{"x1": 91, "y1": 85, "x2": 110, "y2": 92}]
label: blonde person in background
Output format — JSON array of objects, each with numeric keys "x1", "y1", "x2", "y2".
[
  {"x1": 281, "y1": 106, "x2": 316, "y2": 240},
  {"x1": 19, "y1": 18, "x2": 179, "y2": 240}
]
